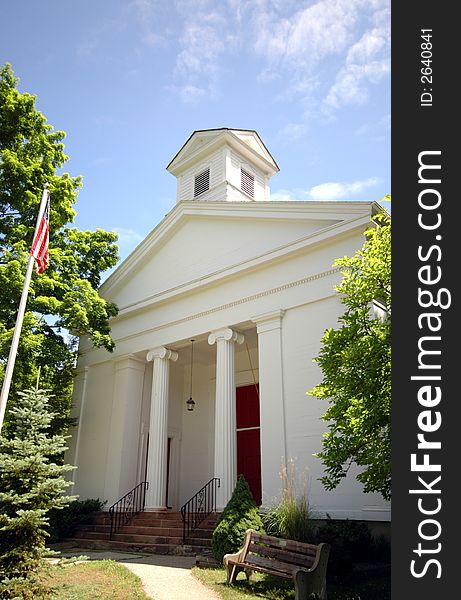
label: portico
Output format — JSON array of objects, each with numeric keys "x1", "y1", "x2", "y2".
[{"x1": 129, "y1": 322, "x2": 255, "y2": 512}]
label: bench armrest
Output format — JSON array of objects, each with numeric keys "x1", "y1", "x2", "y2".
[
  {"x1": 293, "y1": 543, "x2": 330, "y2": 600},
  {"x1": 223, "y1": 529, "x2": 256, "y2": 566}
]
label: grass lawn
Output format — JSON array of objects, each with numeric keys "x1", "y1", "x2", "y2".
[
  {"x1": 193, "y1": 566, "x2": 391, "y2": 600},
  {"x1": 42, "y1": 558, "x2": 390, "y2": 600},
  {"x1": 45, "y1": 560, "x2": 150, "y2": 599}
]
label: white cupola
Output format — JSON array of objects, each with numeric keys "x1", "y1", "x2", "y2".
[{"x1": 166, "y1": 128, "x2": 279, "y2": 203}]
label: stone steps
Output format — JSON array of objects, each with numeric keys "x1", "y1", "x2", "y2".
[
  {"x1": 65, "y1": 511, "x2": 219, "y2": 556},
  {"x1": 57, "y1": 537, "x2": 184, "y2": 555},
  {"x1": 88, "y1": 524, "x2": 184, "y2": 536}
]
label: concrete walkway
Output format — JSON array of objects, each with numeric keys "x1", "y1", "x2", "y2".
[{"x1": 55, "y1": 548, "x2": 221, "y2": 600}]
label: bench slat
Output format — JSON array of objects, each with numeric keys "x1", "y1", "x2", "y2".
[
  {"x1": 248, "y1": 541, "x2": 315, "y2": 568},
  {"x1": 250, "y1": 533, "x2": 319, "y2": 555},
  {"x1": 233, "y1": 560, "x2": 294, "y2": 579},
  {"x1": 244, "y1": 554, "x2": 301, "y2": 576}
]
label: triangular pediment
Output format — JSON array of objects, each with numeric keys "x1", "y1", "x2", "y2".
[
  {"x1": 176, "y1": 130, "x2": 217, "y2": 158},
  {"x1": 101, "y1": 201, "x2": 379, "y2": 315}
]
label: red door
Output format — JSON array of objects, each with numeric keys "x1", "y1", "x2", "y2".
[{"x1": 236, "y1": 384, "x2": 261, "y2": 505}]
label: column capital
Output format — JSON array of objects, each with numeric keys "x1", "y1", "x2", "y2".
[
  {"x1": 251, "y1": 309, "x2": 285, "y2": 333},
  {"x1": 146, "y1": 346, "x2": 178, "y2": 363},
  {"x1": 208, "y1": 327, "x2": 244, "y2": 346}
]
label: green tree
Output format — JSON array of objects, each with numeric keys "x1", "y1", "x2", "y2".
[
  {"x1": 0, "y1": 387, "x2": 75, "y2": 598},
  {"x1": 0, "y1": 63, "x2": 119, "y2": 432},
  {"x1": 309, "y1": 210, "x2": 391, "y2": 501}
]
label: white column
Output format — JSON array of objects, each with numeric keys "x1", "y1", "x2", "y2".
[
  {"x1": 252, "y1": 310, "x2": 287, "y2": 508},
  {"x1": 104, "y1": 355, "x2": 146, "y2": 506},
  {"x1": 69, "y1": 366, "x2": 89, "y2": 494},
  {"x1": 145, "y1": 346, "x2": 178, "y2": 510},
  {"x1": 208, "y1": 327, "x2": 244, "y2": 510}
]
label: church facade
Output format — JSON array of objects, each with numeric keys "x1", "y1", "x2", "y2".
[{"x1": 66, "y1": 128, "x2": 390, "y2": 523}]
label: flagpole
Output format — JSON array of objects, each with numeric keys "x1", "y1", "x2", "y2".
[{"x1": 0, "y1": 183, "x2": 50, "y2": 434}]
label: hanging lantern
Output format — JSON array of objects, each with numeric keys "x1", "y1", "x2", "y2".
[{"x1": 186, "y1": 339, "x2": 196, "y2": 412}]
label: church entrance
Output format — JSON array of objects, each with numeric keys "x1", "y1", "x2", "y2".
[{"x1": 236, "y1": 384, "x2": 261, "y2": 505}]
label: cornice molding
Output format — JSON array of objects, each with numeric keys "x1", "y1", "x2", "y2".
[{"x1": 79, "y1": 267, "x2": 342, "y2": 358}]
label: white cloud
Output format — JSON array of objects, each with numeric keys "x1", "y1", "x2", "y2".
[
  {"x1": 271, "y1": 177, "x2": 380, "y2": 202},
  {"x1": 279, "y1": 122, "x2": 308, "y2": 141},
  {"x1": 127, "y1": 0, "x2": 390, "y2": 114},
  {"x1": 171, "y1": 4, "x2": 240, "y2": 102},
  {"x1": 130, "y1": 0, "x2": 169, "y2": 48},
  {"x1": 308, "y1": 178, "x2": 380, "y2": 200},
  {"x1": 179, "y1": 84, "x2": 208, "y2": 104},
  {"x1": 271, "y1": 189, "x2": 300, "y2": 202},
  {"x1": 322, "y1": 12, "x2": 390, "y2": 112},
  {"x1": 253, "y1": 0, "x2": 370, "y2": 70},
  {"x1": 176, "y1": 16, "x2": 226, "y2": 76},
  {"x1": 347, "y1": 27, "x2": 387, "y2": 64},
  {"x1": 285, "y1": 1, "x2": 357, "y2": 63},
  {"x1": 251, "y1": 0, "x2": 390, "y2": 120}
]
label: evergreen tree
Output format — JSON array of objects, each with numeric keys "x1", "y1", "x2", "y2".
[
  {"x1": 212, "y1": 475, "x2": 264, "y2": 563},
  {"x1": 0, "y1": 63, "x2": 119, "y2": 433},
  {"x1": 0, "y1": 387, "x2": 75, "y2": 598}
]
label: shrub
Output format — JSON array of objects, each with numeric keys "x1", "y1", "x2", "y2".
[
  {"x1": 262, "y1": 461, "x2": 313, "y2": 543},
  {"x1": 211, "y1": 475, "x2": 265, "y2": 563},
  {"x1": 313, "y1": 519, "x2": 373, "y2": 581},
  {"x1": 370, "y1": 534, "x2": 391, "y2": 564},
  {"x1": 47, "y1": 498, "x2": 105, "y2": 542}
]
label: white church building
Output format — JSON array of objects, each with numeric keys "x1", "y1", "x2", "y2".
[{"x1": 66, "y1": 128, "x2": 390, "y2": 524}]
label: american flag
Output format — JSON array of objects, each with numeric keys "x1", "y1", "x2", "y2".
[{"x1": 30, "y1": 192, "x2": 50, "y2": 274}]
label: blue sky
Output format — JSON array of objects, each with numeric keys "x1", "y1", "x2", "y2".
[{"x1": 1, "y1": 0, "x2": 390, "y2": 264}]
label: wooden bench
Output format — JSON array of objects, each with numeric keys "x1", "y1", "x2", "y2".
[{"x1": 224, "y1": 529, "x2": 330, "y2": 600}]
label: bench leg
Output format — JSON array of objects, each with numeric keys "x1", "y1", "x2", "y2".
[{"x1": 226, "y1": 563, "x2": 244, "y2": 585}]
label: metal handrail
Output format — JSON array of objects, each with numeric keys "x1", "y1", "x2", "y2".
[
  {"x1": 180, "y1": 477, "x2": 220, "y2": 543},
  {"x1": 108, "y1": 481, "x2": 148, "y2": 539}
]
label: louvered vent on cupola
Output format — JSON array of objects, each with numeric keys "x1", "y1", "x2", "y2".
[
  {"x1": 241, "y1": 168, "x2": 255, "y2": 198},
  {"x1": 194, "y1": 167, "x2": 210, "y2": 197}
]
